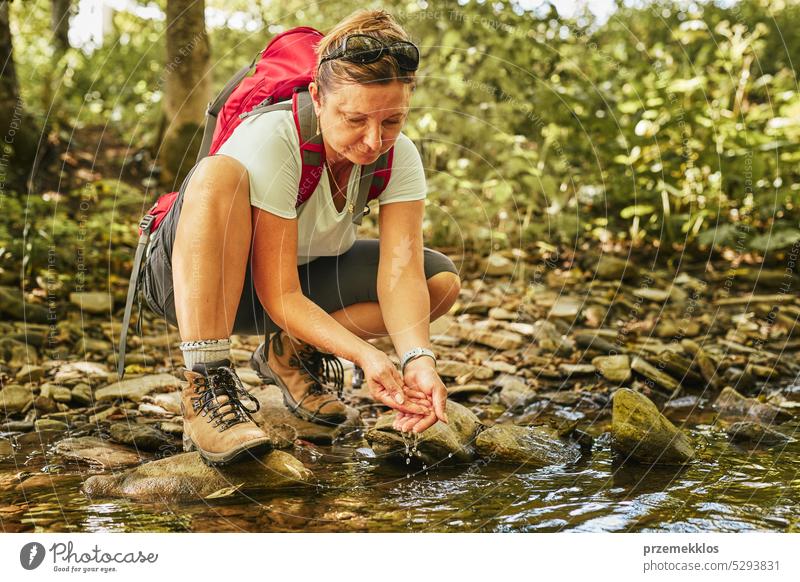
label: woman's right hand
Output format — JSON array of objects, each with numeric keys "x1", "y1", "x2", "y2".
[{"x1": 359, "y1": 347, "x2": 431, "y2": 415}]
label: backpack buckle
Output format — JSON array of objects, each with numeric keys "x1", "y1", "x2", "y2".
[{"x1": 139, "y1": 213, "x2": 155, "y2": 234}]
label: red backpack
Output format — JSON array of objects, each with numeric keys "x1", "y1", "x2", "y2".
[{"x1": 118, "y1": 26, "x2": 395, "y2": 378}]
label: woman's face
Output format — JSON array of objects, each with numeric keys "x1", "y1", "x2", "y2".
[{"x1": 310, "y1": 80, "x2": 412, "y2": 167}]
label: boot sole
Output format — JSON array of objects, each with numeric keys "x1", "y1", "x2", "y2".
[
  {"x1": 249, "y1": 356, "x2": 346, "y2": 427},
  {"x1": 183, "y1": 433, "x2": 274, "y2": 467}
]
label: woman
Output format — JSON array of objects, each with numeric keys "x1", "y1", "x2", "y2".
[{"x1": 141, "y1": 10, "x2": 461, "y2": 465}]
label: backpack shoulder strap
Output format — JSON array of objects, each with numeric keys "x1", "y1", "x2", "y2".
[{"x1": 292, "y1": 90, "x2": 325, "y2": 206}]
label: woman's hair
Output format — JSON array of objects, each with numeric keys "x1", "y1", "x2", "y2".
[{"x1": 315, "y1": 9, "x2": 416, "y2": 96}]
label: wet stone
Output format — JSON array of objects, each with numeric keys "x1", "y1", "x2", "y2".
[
  {"x1": 15, "y1": 365, "x2": 45, "y2": 383},
  {"x1": 108, "y1": 422, "x2": 176, "y2": 452},
  {"x1": 0, "y1": 385, "x2": 34, "y2": 414},
  {"x1": 437, "y1": 360, "x2": 494, "y2": 380},
  {"x1": 611, "y1": 388, "x2": 695, "y2": 465},
  {"x1": 95, "y1": 373, "x2": 182, "y2": 403},
  {"x1": 475, "y1": 424, "x2": 581, "y2": 468},
  {"x1": 70, "y1": 384, "x2": 94, "y2": 406},
  {"x1": 81, "y1": 450, "x2": 313, "y2": 503},
  {"x1": 33, "y1": 419, "x2": 69, "y2": 432},
  {"x1": 726, "y1": 421, "x2": 795, "y2": 446},
  {"x1": 714, "y1": 387, "x2": 793, "y2": 425},
  {"x1": 54, "y1": 436, "x2": 146, "y2": 469}
]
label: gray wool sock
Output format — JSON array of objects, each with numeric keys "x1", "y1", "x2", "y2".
[{"x1": 179, "y1": 338, "x2": 232, "y2": 369}]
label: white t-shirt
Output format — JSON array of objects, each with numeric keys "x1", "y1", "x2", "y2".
[{"x1": 216, "y1": 109, "x2": 427, "y2": 265}]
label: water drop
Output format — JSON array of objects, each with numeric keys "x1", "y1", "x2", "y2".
[
  {"x1": 406, "y1": 457, "x2": 410, "y2": 465},
  {"x1": 448, "y1": 452, "x2": 453, "y2": 458}
]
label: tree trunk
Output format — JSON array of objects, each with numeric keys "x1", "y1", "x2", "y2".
[
  {"x1": 51, "y1": 0, "x2": 71, "y2": 57},
  {"x1": 159, "y1": 0, "x2": 211, "y2": 188},
  {"x1": 0, "y1": 0, "x2": 36, "y2": 193}
]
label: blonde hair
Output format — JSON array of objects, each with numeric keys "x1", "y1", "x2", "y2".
[{"x1": 315, "y1": 9, "x2": 416, "y2": 95}]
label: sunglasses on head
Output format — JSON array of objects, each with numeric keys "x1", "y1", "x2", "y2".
[{"x1": 319, "y1": 34, "x2": 420, "y2": 72}]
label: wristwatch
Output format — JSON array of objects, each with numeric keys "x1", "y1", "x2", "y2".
[{"x1": 400, "y1": 347, "x2": 437, "y2": 374}]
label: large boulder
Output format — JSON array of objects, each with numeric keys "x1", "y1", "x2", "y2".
[
  {"x1": 475, "y1": 424, "x2": 581, "y2": 468},
  {"x1": 81, "y1": 450, "x2": 312, "y2": 503},
  {"x1": 611, "y1": 388, "x2": 695, "y2": 464},
  {"x1": 365, "y1": 400, "x2": 482, "y2": 465}
]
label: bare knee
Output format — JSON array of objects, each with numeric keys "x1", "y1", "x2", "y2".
[
  {"x1": 428, "y1": 271, "x2": 461, "y2": 319},
  {"x1": 182, "y1": 155, "x2": 250, "y2": 218}
]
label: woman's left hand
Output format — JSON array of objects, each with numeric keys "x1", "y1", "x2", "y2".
[{"x1": 392, "y1": 358, "x2": 449, "y2": 434}]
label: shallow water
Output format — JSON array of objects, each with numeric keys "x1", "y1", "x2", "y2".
[{"x1": 2, "y1": 418, "x2": 798, "y2": 533}]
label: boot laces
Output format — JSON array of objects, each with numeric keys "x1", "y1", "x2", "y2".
[
  {"x1": 284, "y1": 337, "x2": 345, "y2": 400},
  {"x1": 192, "y1": 366, "x2": 261, "y2": 431}
]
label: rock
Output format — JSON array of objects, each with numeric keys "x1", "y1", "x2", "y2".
[
  {"x1": 108, "y1": 423, "x2": 176, "y2": 452},
  {"x1": 250, "y1": 385, "x2": 360, "y2": 445},
  {"x1": 592, "y1": 355, "x2": 631, "y2": 383},
  {"x1": 437, "y1": 360, "x2": 494, "y2": 380},
  {"x1": 33, "y1": 395, "x2": 58, "y2": 414},
  {"x1": 95, "y1": 373, "x2": 182, "y2": 403},
  {"x1": 235, "y1": 367, "x2": 262, "y2": 386},
  {"x1": 488, "y1": 307, "x2": 517, "y2": 321},
  {"x1": 531, "y1": 320, "x2": 573, "y2": 354},
  {"x1": 69, "y1": 291, "x2": 113, "y2": 314},
  {"x1": 612, "y1": 388, "x2": 694, "y2": 464},
  {"x1": 497, "y1": 375, "x2": 536, "y2": 410},
  {"x1": 0, "y1": 385, "x2": 34, "y2": 414},
  {"x1": 714, "y1": 387, "x2": 793, "y2": 425},
  {"x1": 15, "y1": 365, "x2": 44, "y2": 382},
  {"x1": 81, "y1": 450, "x2": 313, "y2": 503},
  {"x1": 482, "y1": 254, "x2": 515, "y2": 276},
  {"x1": 51, "y1": 386, "x2": 73, "y2": 403},
  {"x1": 33, "y1": 419, "x2": 69, "y2": 432},
  {"x1": 466, "y1": 328, "x2": 525, "y2": 350},
  {"x1": 446, "y1": 383, "x2": 491, "y2": 398},
  {"x1": 631, "y1": 356, "x2": 679, "y2": 393},
  {"x1": 147, "y1": 392, "x2": 182, "y2": 415},
  {"x1": 430, "y1": 314, "x2": 457, "y2": 336},
  {"x1": 365, "y1": 400, "x2": 481, "y2": 465},
  {"x1": 558, "y1": 363, "x2": 596, "y2": 376},
  {"x1": 482, "y1": 360, "x2": 517, "y2": 374},
  {"x1": 71, "y1": 384, "x2": 94, "y2": 406},
  {"x1": 575, "y1": 332, "x2": 619, "y2": 354},
  {"x1": 53, "y1": 437, "x2": 145, "y2": 469},
  {"x1": 475, "y1": 425, "x2": 581, "y2": 468},
  {"x1": 0, "y1": 286, "x2": 50, "y2": 323},
  {"x1": 595, "y1": 256, "x2": 637, "y2": 280},
  {"x1": 549, "y1": 296, "x2": 582, "y2": 319},
  {"x1": 633, "y1": 288, "x2": 670, "y2": 302},
  {"x1": 0, "y1": 438, "x2": 13, "y2": 456},
  {"x1": 726, "y1": 421, "x2": 795, "y2": 446},
  {"x1": 431, "y1": 334, "x2": 461, "y2": 347},
  {"x1": 508, "y1": 322, "x2": 536, "y2": 336},
  {"x1": 54, "y1": 362, "x2": 110, "y2": 383}
]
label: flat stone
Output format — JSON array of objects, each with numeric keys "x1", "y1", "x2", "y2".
[
  {"x1": 558, "y1": 363, "x2": 596, "y2": 376},
  {"x1": 592, "y1": 355, "x2": 631, "y2": 383},
  {"x1": 15, "y1": 365, "x2": 45, "y2": 383},
  {"x1": 488, "y1": 307, "x2": 517, "y2": 321},
  {"x1": 365, "y1": 400, "x2": 481, "y2": 465},
  {"x1": 549, "y1": 296, "x2": 582, "y2": 319},
  {"x1": 631, "y1": 356, "x2": 679, "y2": 392},
  {"x1": 51, "y1": 387, "x2": 73, "y2": 403},
  {"x1": 235, "y1": 367, "x2": 262, "y2": 386},
  {"x1": 632, "y1": 288, "x2": 670, "y2": 302},
  {"x1": 482, "y1": 254, "x2": 515, "y2": 276},
  {"x1": 33, "y1": 419, "x2": 69, "y2": 432},
  {"x1": 0, "y1": 385, "x2": 34, "y2": 414},
  {"x1": 95, "y1": 373, "x2": 182, "y2": 403},
  {"x1": 437, "y1": 360, "x2": 494, "y2": 380},
  {"x1": 714, "y1": 387, "x2": 793, "y2": 425},
  {"x1": 147, "y1": 392, "x2": 182, "y2": 415},
  {"x1": 108, "y1": 423, "x2": 176, "y2": 452},
  {"x1": 250, "y1": 385, "x2": 361, "y2": 445},
  {"x1": 612, "y1": 388, "x2": 695, "y2": 464},
  {"x1": 0, "y1": 286, "x2": 50, "y2": 323},
  {"x1": 81, "y1": 450, "x2": 313, "y2": 503},
  {"x1": 0, "y1": 438, "x2": 13, "y2": 456},
  {"x1": 508, "y1": 322, "x2": 536, "y2": 336},
  {"x1": 475, "y1": 425, "x2": 581, "y2": 468},
  {"x1": 466, "y1": 329, "x2": 525, "y2": 350},
  {"x1": 55, "y1": 362, "x2": 110, "y2": 383},
  {"x1": 496, "y1": 375, "x2": 536, "y2": 410},
  {"x1": 595, "y1": 256, "x2": 637, "y2": 280},
  {"x1": 54, "y1": 437, "x2": 145, "y2": 469},
  {"x1": 69, "y1": 291, "x2": 113, "y2": 314},
  {"x1": 71, "y1": 384, "x2": 94, "y2": 406},
  {"x1": 431, "y1": 334, "x2": 461, "y2": 347},
  {"x1": 447, "y1": 383, "x2": 492, "y2": 398},
  {"x1": 482, "y1": 360, "x2": 518, "y2": 374},
  {"x1": 726, "y1": 421, "x2": 795, "y2": 446}
]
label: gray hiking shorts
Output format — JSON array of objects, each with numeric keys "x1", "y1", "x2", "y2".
[{"x1": 140, "y1": 191, "x2": 460, "y2": 337}]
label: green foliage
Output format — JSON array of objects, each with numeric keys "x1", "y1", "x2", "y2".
[{"x1": 6, "y1": 0, "x2": 800, "y2": 265}]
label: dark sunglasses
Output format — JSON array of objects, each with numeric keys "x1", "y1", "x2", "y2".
[{"x1": 319, "y1": 34, "x2": 420, "y2": 72}]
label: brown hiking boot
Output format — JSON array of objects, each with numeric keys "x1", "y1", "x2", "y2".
[
  {"x1": 181, "y1": 359, "x2": 273, "y2": 465},
  {"x1": 250, "y1": 331, "x2": 348, "y2": 426}
]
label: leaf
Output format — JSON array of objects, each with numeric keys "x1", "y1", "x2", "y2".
[
  {"x1": 620, "y1": 204, "x2": 655, "y2": 219},
  {"x1": 204, "y1": 483, "x2": 245, "y2": 500},
  {"x1": 748, "y1": 229, "x2": 800, "y2": 252}
]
